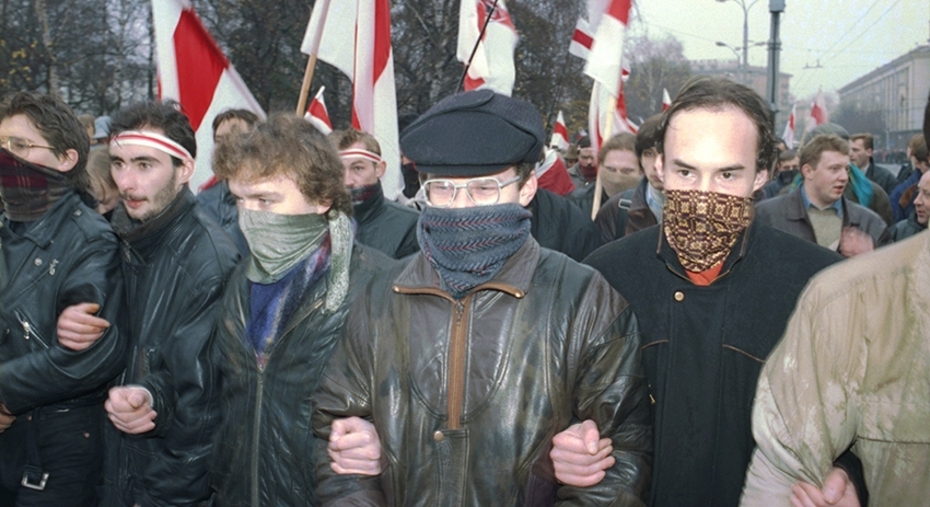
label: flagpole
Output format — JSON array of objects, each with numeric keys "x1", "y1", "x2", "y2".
[
  {"x1": 297, "y1": 0, "x2": 332, "y2": 115},
  {"x1": 458, "y1": 0, "x2": 500, "y2": 92},
  {"x1": 591, "y1": 94, "x2": 617, "y2": 220}
]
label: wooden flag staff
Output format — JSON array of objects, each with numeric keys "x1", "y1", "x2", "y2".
[
  {"x1": 296, "y1": 0, "x2": 332, "y2": 115},
  {"x1": 591, "y1": 93, "x2": 617, "y2": 220}
]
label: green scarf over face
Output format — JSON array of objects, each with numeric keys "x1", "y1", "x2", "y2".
[{"x1": 239, "y1": 208, "x2": 353, "y2": 312}]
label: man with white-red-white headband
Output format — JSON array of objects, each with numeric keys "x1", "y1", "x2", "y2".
[
  {"x1": 55, "y1": 101, "x2": 240, "y2": 507},
  {"x1": 329, "y1": 128, "x2": 420, "y2": 259}
]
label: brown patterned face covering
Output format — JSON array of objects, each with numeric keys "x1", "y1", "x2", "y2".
[{"x1": 662, "y1": 189, "x2": 754, "y2": 272}]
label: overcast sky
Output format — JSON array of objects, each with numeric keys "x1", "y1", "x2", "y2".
[{"x1": 626, "y1": 0, "x2": 930, "y2": 100}]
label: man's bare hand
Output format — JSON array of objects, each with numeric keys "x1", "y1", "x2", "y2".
[
  {"x1": 550, "y1": 419, "x2": 614, "y2": 487},
  {"x1": 791, "y1": 467, "x2": 860, "y2": 507},
  {"x1": 0, "y1": 404, "x2": 15, "y2": 433},
  {"x1": 328, "y1": 416, "x2": 383, "y2": 475},
  {"x1": 105, "y1": 386, "x2": 156, "y2": 435},
  {"x1": 57, "y1": 303, "x2": 110, "y2": 351},
  {"x1": 838, "y1": 227, "x2": 874, "y2": 258}
]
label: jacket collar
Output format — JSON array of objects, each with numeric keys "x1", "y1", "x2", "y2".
[
  {"x1": 656, "y1": 216, "x2": 754, "y2": 284},
  {"x1": 1, "y1": 190, "x2": 83, "y2": 249},
  {"x1": 393, "y1": 235, "x2": 539, "y2": 300},
  {"x1": 351, "y1": 181, "x2": 385, "y2": 226},
  {"x1": 112, "y1": 186, "x2": 196, "y2": 255}
]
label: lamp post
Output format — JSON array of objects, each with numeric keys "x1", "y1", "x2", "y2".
[
  {"x1": 717, "y1": 0, "x2": 763, "y2": 86},
  {"x1": 715, "y1": 41, "x2": 742, "y2": 81}
]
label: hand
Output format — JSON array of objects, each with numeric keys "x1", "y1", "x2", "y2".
[
  {"x1": 791, "y1": 467, "x2": 860, "y2": 507},
  {"x1": 105, "y1": 386, "x2": 156, "y2": 435},
  {"x1": 328, "y1": 416, "x2": 383, "y2": 475},
  {"x1": 550, "y1": 419, "x2": 614, "y2": 487},
  {"x1": 838, "y1": 227, "x2": 874, "y2": 258},
  {"x1": 57, "y1": 303, "x2": 110, "y2": 351},
  {"x1": 0, "y1": 404, "x2": 15, "y2": 433}
]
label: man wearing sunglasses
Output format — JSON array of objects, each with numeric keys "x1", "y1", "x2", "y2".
[
  {"x1": 312, "y1": 90, "x2": 651, "y2": 506},
  {"x1": 0, "y1": 91, "x2": 125, "y2": 506}
]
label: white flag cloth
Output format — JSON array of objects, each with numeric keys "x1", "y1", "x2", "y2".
[
  {"x1": 569, "y1": 18, "x2": 593, "y2": 60},
  {"x1": 152, "y1": 0, "x2": 265, "y2": 191},
  {"x1": 782, "y1": 103, "x2": 796, "y2": 150},
  {"x1": 662, "y1": 88, "x2": 672, "y2": 112},
  {"x1": 805, "y1": 89, "x2": 828, "y2": 134},
  {"x1": 588, "y1": 80, "x2": 637, "y2": 154},
  {"x1": 549, "y1": 111, "x2": 569, "y2": 152},
  {"x1": 584, "y1": 0, "x2": 632, "y2": 98},
  {"x1": 456, "y1": 0, "x2": 519, "y2": 95},
  {"x1": 304, "y1": 86, "x2": 333, "y2": 135},
  {"x1": 301, "y1": 0, "x2": 402, "y2": 199}
]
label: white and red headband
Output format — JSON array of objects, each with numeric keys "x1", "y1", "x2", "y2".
[
  {"x1": 338, "y1": 148, "x2": 381, "y2": 164},
  {"x1": 110, "y1": 130, "x2": 193, "y2": 162}
]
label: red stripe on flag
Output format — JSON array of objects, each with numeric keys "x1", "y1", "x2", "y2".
[
  {"x1": 554, "y1": 122, "x2": 568, "y2": 139},
  {"x1": 173, "y1": 8, "x2": 229, "y2": 131},
  {"x1": 572, "y1": 28, "x2": 594, "y2": 50},
  {"x1": 607, "y1": 0, "x2": 633, "y2": 25},
  {"x1": 308, "y1": 99, "x2": 332, "y2": 129},
  {"x1": 463, "y1": 73, "x2": 486, "y2": 92},
  {"x1": 373, "y1": 0, "x2": 391, "y2": 84}
]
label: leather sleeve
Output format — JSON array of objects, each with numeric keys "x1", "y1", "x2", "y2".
[
  {"x1": 556, "y1": 275, "x2": 651, "y2": 507},
  {"x1": 134, "y1": 274, "x2": 228, "y2": 507},
  {"x1": 0, "y1": 236, "x2": 126, "y2": 414}
]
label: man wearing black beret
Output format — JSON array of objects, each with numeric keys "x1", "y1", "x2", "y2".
[{"x1": 312, "y1": 89, "x2": 652, "y2": 506}]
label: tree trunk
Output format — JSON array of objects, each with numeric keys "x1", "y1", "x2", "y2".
[{"x1": 32, "y1": 0, "x2": 60, "y2": 95}]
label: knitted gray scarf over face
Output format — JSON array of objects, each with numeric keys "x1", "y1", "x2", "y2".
[{"x1": 416, "y1": 202, "x2": 532, "y2": 299}]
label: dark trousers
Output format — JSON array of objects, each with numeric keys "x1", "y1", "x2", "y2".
[{"x1": 0, "y1": 404, "x2": 105, "y2": 507}]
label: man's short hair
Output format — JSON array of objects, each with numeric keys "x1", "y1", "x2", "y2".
[
  {"x1": 799, "y1": 135, "x2": 849, "y2": 170},
  {"x1": 213, "y1": 113, "x2": 352, "y2": 218},
  {"x1": 329, "y1": 128, "x2": 382, "y2": 156},
  {"x1": 598, "y1": 132, "x2": 637, "y2": 165},
  {"x1": 850, "y1": 133, "x2": 873, "y2": 151},
  {"x1": 658, "y1": 76, "x2": 776, "y2": 173},
  {"x1": 778, "y1": 149, "x2": 798, "y2": 163},
  {"x1": 211, "y1": 109, "x2": 259, "y2": 137},
  {"x1": 908, "y1": 133, "x2": 925, "y2": 153},
  {"x1": 0, "y1": 91, "x2": 91, "y2": 192},
  {"x1": 914, "y1": 140, "x2": 928, "y2": 165},
  {"x1": 110, "y1": 101, "x2": 197, "y2": 167},
  {"x1": 635, "y1": 114, "x2": 662, "y2": 159},
  {"x1": 577, "y1": 136, "x2": 592, "y2": 149}
]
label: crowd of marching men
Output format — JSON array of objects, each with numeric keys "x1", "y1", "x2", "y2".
[{"x1": 0, "y1": 76, "x2": 928, "y2": 506}]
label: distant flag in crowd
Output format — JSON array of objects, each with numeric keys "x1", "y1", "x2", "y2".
[
  {"x1": 568, "y1": 18, "x2": 593, "y2": 60},
  {"x1": 456, "y1": 0, "x2": 519, "y2": 95},
  {"x1": 301, "y1": 0, "x2": 402, "y2": 198},
  {"x1": 662, "y1": 88, "x2": 672, "y2": 112},
  {"x1": 304, "y1": 86, "x2": 333, "y2": 135},
  {"x1": 782, "y1": 103, "x2": 796, "y2": 149},
  {"x1": 584, "y1": 0, "x2": 632, "y2": 101},
  {"x1": 535, "y1": 147, "x2": 575, "y2": 196},
  {"x1": 152, "y1": 0, "x2": 265, "y2": 191},
  {"x1": 549, "y1": 111, "x2": 569, "y2": 152},
  {"x1": 806, "y1": 89, "x2": 828, "y2": 132}
]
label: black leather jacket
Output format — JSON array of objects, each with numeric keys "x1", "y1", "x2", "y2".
[
  {"x1": 102, "y1": 189, "x2": 239, "y2": 507},
  {"x1": 0, "y1": 190, "x2": 125, "y2": 414},
  {"x1": 197, "y1": 180, "x2": 250, "y2": 257},
  {"x1": 353, "y1": 182, "x2": 420, "y2": 259},
  {"x1": 211, "y1": 244, "x2": 394, "y2": 507},
  {"x1": 312, "y1": 238, "x2": 652, "y2": 507}
]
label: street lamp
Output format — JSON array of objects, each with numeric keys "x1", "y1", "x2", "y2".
[{"x1": 716, "y1": 0, "x2": 763, "y2": 85}]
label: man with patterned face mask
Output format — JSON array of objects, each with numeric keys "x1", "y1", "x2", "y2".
[
  {"x1": 556, "y1": 77, "x2": 867, "y2": 507},
  {"x1": 312, "y1": 89, "x2": 652, "y2": 506},
  {"x1": 329, "y1": 128, "x2": 420, "y2": 259},
  {"x1": 0, "y1": 91, "x2": 125, "y2": 506}
]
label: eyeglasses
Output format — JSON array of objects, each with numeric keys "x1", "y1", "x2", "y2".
[
  {"x1": 0, "y1": 136, "x2": 55, "y2": 158},
  {"x1": 423, "y1": 175, "x2": 522, "y2": 207}
]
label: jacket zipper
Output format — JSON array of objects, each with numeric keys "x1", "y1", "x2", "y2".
[
  {"x1": 446, "y1": 299, "x2": 468, "y2": 429},
  {"x1": 250, "y1": 372, "x2": 263, "y2": 507},
  {"x1": 15, "y1": 310, "x2": 48, "y2": 349}
]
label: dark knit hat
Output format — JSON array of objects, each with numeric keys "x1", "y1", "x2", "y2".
[{"x1": 400, "y1": 90, "x2": 544, "y2": 177}]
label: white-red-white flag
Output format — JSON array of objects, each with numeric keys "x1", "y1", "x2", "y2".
[
  {"x1": 304, "y1": 86, "x2": 333, "y2": 135},
  {"x1": 806, "y1": 89, "x2": 828, "y2": 132},
  {"x1": 152, "y1": 0, "x2": 265, "y2": 191},
  {"x1": 584, "y1": 0, "x2": 632, "y2": 98},
  {"x1": 456, "y1": 0, "x2": 518, "y2": 95},
  {"x1": 782, "y1": 103, "x2": 796, "y2": 150},
  {"x1": 662, "y1": 88, "x2": 672, "y2": 112},
  {"x1": 549, "y1": 110, "x2": 569, "y2": 152},
  {"x1": 588, "y1": 80, "x2": 637, "y2": 154},
  {"x1": 569, "y1": 18, "x2": 593, "y2": 60},
  {"x1": 301, "y1": 0, "x2": 402, "y2": 199}
]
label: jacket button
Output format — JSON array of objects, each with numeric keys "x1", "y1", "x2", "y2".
[
  {"x1": 34, "y1": 258, "x2": 42, "y2": 266},
  {"x1": 73, "y1": 209, "x2": 82, "y2": 216},
  {"x1": 433, "y1": 430, "x2": 445, "y2": 442},
  {"x1": 674, "y1": 291, "x2": 684, "y2": 302}
]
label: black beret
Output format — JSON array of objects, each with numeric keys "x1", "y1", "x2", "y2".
[{"x1": 400, "y1": 90, "x2": 544, "y2": 177}]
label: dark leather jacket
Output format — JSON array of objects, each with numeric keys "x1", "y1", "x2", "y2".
[
  {"x1": 354, "y1": 182, "x2": 420, "y2": 259},
  {"x1": 312, "y1": 238, "x2": 652, "y2": 507},
  {"x1": 0, "y1": 190, "x2": 125, "y2": 414},
  {"x1": 103, "y1": 189, "x2": 239, "y2": 507},
  {"x1": 196, "y1": 180, "x2": 250, "y2": 257},
  {"x1": 211, "y1": 244, "x2": 394, "y2": 507}
]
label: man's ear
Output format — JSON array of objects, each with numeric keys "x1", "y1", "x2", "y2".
[
  {"x1": 800, "y1": 163, "x2": 814, "y2": 181},
  {"x1": 176, "y1": 158, "x2": 196, "y2": 185},
  {"x1": 55, "y1": 148, "x2": 79, "y2": 173},
  {"x1": 752, "y1": 167, "x2": 769, "y2": 193},
  {"x1": 375, "y1": 160, "x2": 387, "y2": 179},
  {"x1": 519, "y1": 171, "x2": 538, "y2": 207}
]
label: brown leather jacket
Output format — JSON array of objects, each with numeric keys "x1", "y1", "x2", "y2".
[{"x1": 312, "y1": 238, "x2": 652, "y2": 507}]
